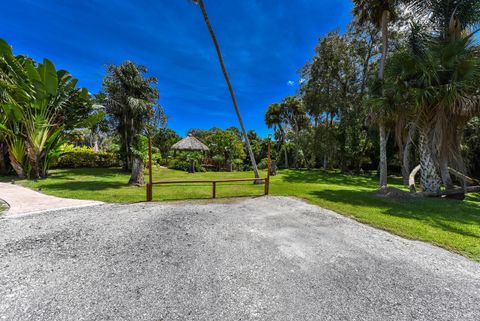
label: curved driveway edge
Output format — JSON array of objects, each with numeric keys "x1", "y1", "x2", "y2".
[{"x1": 0, "y1": 182, "x2": 102, "y2": 218}]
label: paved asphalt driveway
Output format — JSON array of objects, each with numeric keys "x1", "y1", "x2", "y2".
[{"x1": 1, "y1": 196, "x2": 479, "y2": 320}]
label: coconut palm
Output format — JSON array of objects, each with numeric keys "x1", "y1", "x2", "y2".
[
  {"x1": 353, "y1": 0, "x2": 402, "y2": 187},
  {"x1": 103, "y1": 61, "x2": 161, "y2": 186},
  {"x1": 191, "y1": 0, "x2": 260, "y2": 180}
]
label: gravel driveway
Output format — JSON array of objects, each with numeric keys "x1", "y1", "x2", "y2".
[{"x1": 1, "y1": 196, "x2": 479, "y2": 321}]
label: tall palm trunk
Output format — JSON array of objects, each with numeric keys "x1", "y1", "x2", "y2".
[
  {"x1": 196, "y1": 0, "x2": 260, "y2": 179},
  {"x1": 401, "y1": 126, "x2": 415, "y2": 185},
  {"x1": 378, "y1": 10, "x2": 389, "y2": 188},
  {"x1": 419, "y1": 131, "x2": 441, "y2": 193}
]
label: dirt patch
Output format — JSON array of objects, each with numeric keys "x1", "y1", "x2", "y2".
[{"x1": 375, "y1": 187, "x2": 414, "y2": 201}]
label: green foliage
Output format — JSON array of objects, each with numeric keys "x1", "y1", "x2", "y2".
[
  {"x1": 0, "y1": 38, "x2": 93, "y2": 178},
  {"x1": 205, "y1": 128, "x2": 245, "y2": 169},
  {"x1": 54, "y1": 144, "x2": 120, "y2": 168},
  {"x1": 152, "y1": 127, "x2": 181, "y2": 157},
  {"x1": 103, "y1": 61, "x2": 165, "y2": 178}
]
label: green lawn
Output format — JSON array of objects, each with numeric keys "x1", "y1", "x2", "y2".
[{"x1": 5, "y1": 167, "x2": 480, "y2": 261}]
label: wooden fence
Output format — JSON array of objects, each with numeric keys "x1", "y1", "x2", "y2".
[{"x1": 146, "y1": 138, "x2": 271, "y2": 201}]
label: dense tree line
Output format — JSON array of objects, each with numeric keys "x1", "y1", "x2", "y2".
[{"x1": 265, "y1": 0, "x2": 480, "y2": 194}]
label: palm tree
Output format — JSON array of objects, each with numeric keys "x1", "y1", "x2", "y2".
[
  {"x1": 265, "y1": 103, "x2": 289, "y2": 168},
  {"x1": 386, "y1": 23, "x2": 480, "y2": 193},
  {"x1": 103, "y1": 61, "x2": 161, "y2": 186},
  {"x1": 191, "y1": 0, "x2": 260, "y2": 179},
  {"x1": 353, "y1": 0, "x2": 401, "y2": 188}
]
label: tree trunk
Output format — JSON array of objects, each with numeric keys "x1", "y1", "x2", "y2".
[
  {"x1": 402, "y1": 126, "x2": 415, "y2": 185},
  {"x1": 284, "y1": 147, "x2": 289, "y2": 169},
  {"x1": 419, "y1": 132, "x2": 441, "y2": 193},
  {"x1": 439, "y1": 159, "x2": 454, "y2": 190},
  {"x1": 0, "y1": 143, "x2": 8, "y2": 175},
  {"x1": 196, "y1": 0, "x2": 260, "y2": 180},
  {"x1": 323, "y1": 154, "x2": 328, "y2": 170},
  {"x1": 378, "y1": 10, "x2": 390, "y2": 188},
  {"x1": 379, "y1": 122, "x2": 388, "y2": 187},
  {"x1": 128, "y1": 157, "x2": 144, "y2": 186},
  {"x1": 9, "y1": 154, "x2": 25, "y2": 178}
]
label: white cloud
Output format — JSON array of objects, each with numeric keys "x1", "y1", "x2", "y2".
[{"x1": 287, "y1": 80, "x2": 295, "y2": 86}]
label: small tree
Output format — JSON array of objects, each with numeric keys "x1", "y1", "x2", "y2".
[{"x1": 103, "y1": 61, "x2": 164, "y2": 185}]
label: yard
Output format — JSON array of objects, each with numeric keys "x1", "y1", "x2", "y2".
[{"x1": 8, "y1": 167, "x2": 480, "y2": 261}]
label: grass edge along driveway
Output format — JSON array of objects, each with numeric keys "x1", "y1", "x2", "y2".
[{"x1": 6, "y1": 167, "x2": 480, "y2": 262}]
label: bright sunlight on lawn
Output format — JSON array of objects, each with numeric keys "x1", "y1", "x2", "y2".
[{"x1": 8, "y1": 167, "x2": 480, "y2": 261}]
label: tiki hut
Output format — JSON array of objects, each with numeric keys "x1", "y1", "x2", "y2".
[
  {"x1": 171, "y1": 133, "x2": 209, "y2": 152},
  {"x1": 171, "y1": 133, "x2": 209, "y2": 173}
]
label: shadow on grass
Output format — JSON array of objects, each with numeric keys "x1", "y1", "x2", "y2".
[
  {"x1": 309, "y1": 189, "x2": 480, "y2": 239},
  {"x1": 35, "y1": 181, "x2": 129, "y2": 191},
  {"x1": 281, "y1": 169, "x2": 403, "y2": 188}
]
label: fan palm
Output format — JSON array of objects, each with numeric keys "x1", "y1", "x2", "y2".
[{"x1": 386, "y1": 25, "x2": 480, "y2": 193}]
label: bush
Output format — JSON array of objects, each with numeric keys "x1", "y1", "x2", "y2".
[
  {"x1": 53, "y1": 145, "x2": 121, "y2": 168},
  {"x1": 168, "y1": 159, "x2": 205, "y2": 172},
  {"x1": 257, "y1": 158, "x2": 269, "y2": 170}
]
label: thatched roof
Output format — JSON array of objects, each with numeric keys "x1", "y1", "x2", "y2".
[{"x1": 171, "y1": 133, "x2": 209, "y2": 151}]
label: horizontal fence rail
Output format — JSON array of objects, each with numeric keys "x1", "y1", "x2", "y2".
[{"x1": 147, "y1": 178, "x2": 267, "y2": 200}]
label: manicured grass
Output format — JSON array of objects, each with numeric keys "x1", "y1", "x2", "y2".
[{"x1": 5, "y1": 167, "x2": 480, "y2": 261}]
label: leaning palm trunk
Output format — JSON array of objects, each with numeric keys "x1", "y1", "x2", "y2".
[
  {"x1": 195, "y1": 0, "x2": 260, "y2": 179},
  {"x1": 128, "y1": 156, "x2": 144, "y2": 186},
  {"x1": 419, "y1": 131, "x2": 441, "y2": 193}
]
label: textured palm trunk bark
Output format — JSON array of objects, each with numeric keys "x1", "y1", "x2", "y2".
[
  {"x1": 378, "y1": 10, "x2": 390, "y2": 188},
  {"x1": 128, "y1": 157, "x2": 144, "y2": 186},
  {"x1": 419, "y1": 132, "x2": 441, "y2": 193},
  {"x1": 9, "y1": 154, "x2": 25, "y2": 178},
  {"x1": 284, "y1": 146, "x2": 289, "y2": 169},
  {"x1": 379, "y1": 122, "x2": 388, "y2": 187},
  {"x1": 401, "y1": 126, "x2": 415, "y2": 185},
  {"x1": 439, "y1": 159, "x2": 454, "y2": 190}
]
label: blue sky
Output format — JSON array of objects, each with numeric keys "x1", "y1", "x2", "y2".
[{"x1": 1, "y1": 0, "x2": 352, "y2": 137}]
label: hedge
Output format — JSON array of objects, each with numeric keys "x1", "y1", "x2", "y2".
[{"x1": 54, "y1": 150, "x2": 121, "y2": 168}]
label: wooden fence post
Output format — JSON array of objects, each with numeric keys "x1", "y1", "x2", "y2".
[{"x1": 212, "y1": 181, "x2": 216, "y2": 198}]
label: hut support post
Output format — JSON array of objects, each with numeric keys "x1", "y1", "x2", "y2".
[
  {"x1": 265, "y1": 140, "x2": 271, "y2": 195},
  {"x1": 146, "y1": 137, "x2": 153, "y2": 202}
]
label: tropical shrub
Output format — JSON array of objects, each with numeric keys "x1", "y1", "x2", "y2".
[
  {"x1": 0, "y1": 38, "x2": 94, "y2": 178},
  {"x1": 53, "y1": 145, "x2": 120, "y2": 168}
]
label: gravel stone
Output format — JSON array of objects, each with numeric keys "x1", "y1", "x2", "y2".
[{"x1": 0, "y1": 196, "x2": 479, "y2": 321}]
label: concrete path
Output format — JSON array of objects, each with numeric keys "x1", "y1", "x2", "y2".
[
  {"x1": 0, "y1": 182, "x2": 102, "y2": 217},
  {"x1": 1, "y1": 196, "x2": 479, "y2": 320}
]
